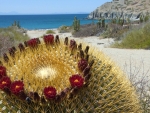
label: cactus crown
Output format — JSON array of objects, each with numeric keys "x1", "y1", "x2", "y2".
[{"x1": 0, "y1": 35, "x2": 142, "y2": 112}]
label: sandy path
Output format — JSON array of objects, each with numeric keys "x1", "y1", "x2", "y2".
[
  {"x1": 26, "y1": 29, "x2": 150, "y2": 84},
  {"x1": 26, "y1": 30, "x2": 47, "y2": 38}
]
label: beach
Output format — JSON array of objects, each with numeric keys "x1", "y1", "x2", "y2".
[{"x1": 27, "y1": 29, "x2": 150, "y2": 84}]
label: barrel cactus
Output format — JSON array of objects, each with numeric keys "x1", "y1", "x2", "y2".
[{"x1": 0, "y1": 34, "x2": 142, "y2": 112}]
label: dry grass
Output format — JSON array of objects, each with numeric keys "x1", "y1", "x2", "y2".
[
  {"x1": 0, "y1": 27, "x2": 29, "y2": 56},
  {"x1": 101, "y1": 23, "x2": 129, "y2": 39},
  {"x1": 125, "y1": 59, "x2": 150, "y2": 112},
  {"x1": 0, "y1": 36, "x2": 14, "y2": 56},
  {"x1": 58, "y1": 25, "x2": 72, "y2": 33}
]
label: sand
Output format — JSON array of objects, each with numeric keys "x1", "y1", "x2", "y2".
[{"x1": 26, "y1": 29, "x2": 150, "y2": 84}]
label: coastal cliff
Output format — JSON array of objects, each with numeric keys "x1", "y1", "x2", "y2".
[{"x1": 88, "y1": 0, "x2": 150, "y2": 20}]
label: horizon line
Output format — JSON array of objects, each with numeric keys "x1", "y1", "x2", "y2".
[{"x1": 0, "y1": 13, "x2": 90, "y2": 16}]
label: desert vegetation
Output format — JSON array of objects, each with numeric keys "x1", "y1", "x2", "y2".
[
  {"x1": 57, "y1": 16, "x2": 107, "y2": 37},
  {"x1": 101, "y1": 23, "x2": 129, "y2": 39},
  {"x1": 0, "y1": 26, "x2": 29, "y2": 56},
  {"x1": 46, "y1": 29, "x2": 55, "y2": 34},
  {"x1": 58, "y1": 25, "x2": 72, "y2": 33},
  {"x1": 111, "y1": 21, "x2": 150, "y2": 49},
  {"x1": 72, "y1": 23, "x2": 106, "y2": 37},
  {"x1": 126, "y1": 59, "x2": 150, "y2": 112}
]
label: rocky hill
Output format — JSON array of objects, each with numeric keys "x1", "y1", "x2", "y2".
[{"x1": 88, "y1": 0, "x2": 150, "y2": 20}]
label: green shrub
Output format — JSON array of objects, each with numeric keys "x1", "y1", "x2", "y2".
[
  {"x1": 46, "y1": 29, "x2": 55, "y2": 34},
  {"x1": 111, "y1": 21, "x2": 150, "y2": 49},
  {"x1": 73, "y1": 24, "x2": 104, "y2": 37},
  {"x1": 101, "y1": 23, "x2": 129, "y2": 39},
  {"x1": 0, "y1": 27, "x2": 29, "y2": 42},
  {"x1": 58, "y1": 25, "x2": 71, "y2": 33}
]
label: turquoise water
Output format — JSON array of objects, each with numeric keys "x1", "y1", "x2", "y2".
[{"x1": 0, "y1": 14, "x2": 98, "y2": 30}]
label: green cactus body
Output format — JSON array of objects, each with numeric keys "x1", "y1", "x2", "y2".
[
  {"x1": 77, "y1": 20, "x2": 80, "y2": 31},
  {"x1": 102, "y1": 18, "x2": 105, "y2": 28},
  {"x1": 0, "y1": 35, "x2": 142, "y2": 112},
  {"x1": 140, "y1": 15, "x2": 144, "y2": 23},
  {"x1": 73, "y1": 17, "x2": 80, "y2": 32},
  {"x1": 118, "y1": 18, "x2": 124, "y2": 26},
  {"x1": 97, "y1": 19, "x2": 102, "y2": 28}
]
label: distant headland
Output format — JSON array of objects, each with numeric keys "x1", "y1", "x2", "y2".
[{"x1": 87, "y1": 0, "x2": 150, "y2": 21}]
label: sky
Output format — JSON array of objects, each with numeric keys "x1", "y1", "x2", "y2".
[{"x1": 0, "y1": 0, "x2": 111, "y2": 15}]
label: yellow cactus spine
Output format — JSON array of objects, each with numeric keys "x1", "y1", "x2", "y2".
[{"x1": 0, "y1": 34, "x2": 142, "y2": 112}]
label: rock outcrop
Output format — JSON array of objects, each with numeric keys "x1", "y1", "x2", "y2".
[{"x1": 88, "y1": 0, "x2": 150, "y2": 20}]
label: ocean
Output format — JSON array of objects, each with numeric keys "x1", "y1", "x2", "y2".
[{"x1": 0, "y1": 14, "x2": 98, "y2": 30}]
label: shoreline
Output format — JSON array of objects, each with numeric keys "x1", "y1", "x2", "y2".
[
  {"x1": 26, "y1": 28, "x2": 58, "y2": 31},
  {"x1": 26, "y1": 28, "x2": 59, "y2": 38}
]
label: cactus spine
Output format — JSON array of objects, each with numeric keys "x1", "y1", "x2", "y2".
[{"x1": 0, "y1": 35, "x2": 142, "y2": 112}]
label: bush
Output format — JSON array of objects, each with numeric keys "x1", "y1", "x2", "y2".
[
  {"x1": 58, "y1": 25, "x2": 71, "y2": 33},
  {"x1": 126, "y1": 60, "x2": 150, "y2": 112},
  {"x1": 46, "y1": 29, "x2": 55, "y2": 34},
  {"x1": 0, "y1": 27, "x2": 29, "y2": 56},
  {"x1": 111, "y1": 21, "x2": 150, "y2": 49},
  {"x1": 73, "y1": 24, "x2": 105, "y2": 37},
  {"x1": 101, "y1": 23, "x2": 129, "y2": 39}
]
